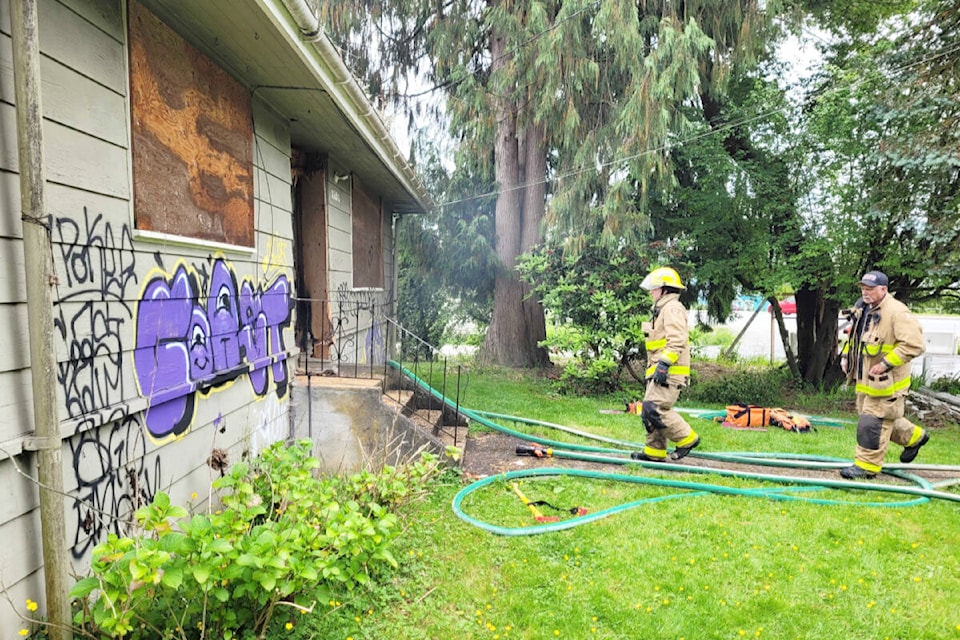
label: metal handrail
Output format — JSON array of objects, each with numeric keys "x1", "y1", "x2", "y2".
[{"x1": 294, "y1": 298, "x2": 467, "y2": 446}]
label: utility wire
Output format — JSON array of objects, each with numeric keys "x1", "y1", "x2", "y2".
[{"x1": 429, "y1": 36, "x2": 960, "y2": 212}]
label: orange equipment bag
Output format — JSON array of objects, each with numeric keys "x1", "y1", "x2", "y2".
[
  {"x1": 724, "y1": 404, "x2": 770, "y2": 428},
  {"x1": 768, "y1": 407, "x2": 813, "y2": 433},
  {"x1": 723, "y1": 404, "x2": 813, "y2": 433}
]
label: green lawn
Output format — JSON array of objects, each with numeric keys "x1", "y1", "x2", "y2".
[{"x1": 294, "y1": 365, "x2": 960, "y2": 640}]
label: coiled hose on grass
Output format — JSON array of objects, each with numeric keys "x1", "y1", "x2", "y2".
[{"x1": 388, "y1": 362, "x2": 960, "y2": 535}]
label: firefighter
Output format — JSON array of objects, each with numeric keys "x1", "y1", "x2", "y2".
[
  {"x1": 839, "y1": 270, "x2": 928, "y2": 479},
  {"x1": 630, "y1": 267, "x2": 700, "y2": 462}
]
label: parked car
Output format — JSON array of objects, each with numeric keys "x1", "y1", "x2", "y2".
[{"x1": 769, "y1": 297, "x2": 796, "y2": 315}]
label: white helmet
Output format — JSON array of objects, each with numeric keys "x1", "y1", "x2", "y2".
[{"x1": 640, "y1": 266, "x2": 685, "y2": 291}]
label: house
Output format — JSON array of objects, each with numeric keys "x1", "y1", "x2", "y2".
[{"x1": 0, "y1": 0, "x2": 431, "y2": 631}]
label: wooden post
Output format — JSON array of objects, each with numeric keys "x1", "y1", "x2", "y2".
[{"x1": 10, "y1": 2, "x2": 72, "y2": 639}]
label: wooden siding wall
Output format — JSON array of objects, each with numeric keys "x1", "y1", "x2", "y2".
[
  {"x1": 0, "y1": 0, "x2": 296, "y2": 631},
  {"x1": 324, "y1": 167, "x2": 395, "y2": 368}
]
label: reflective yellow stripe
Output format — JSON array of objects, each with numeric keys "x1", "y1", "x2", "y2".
[
  {"x1": 862, "y1": 343, "x2": 896, "y2": 357},
  {"x1": 643, "y1": 446, "x2": 667, "y2": 459},
  {"x1": 886, "y1": 352, "x2": 905, "y2": 366},
  {"x1": 645, "y1": 365, "x2": 691, "y2": 377},
  {"x1": 661, "y1": 351, "x2": 679, "y2": 364},
  {"x1": 675, "y1": 431, "x2": 698, "y2": 448},
  {"x1": 646, "y1": 338, "x2": 667, "y2": 350},
  {"x1": 841, "y1": 343, "x2": 850, "y2": 355},
  {"x1": 855, "y1": 377, "x2": 911, "y2": 397},
  {"x1": 906, "y1": 425, "x2": 924, "y2": 447},
  {"x1": 855, "y1": 459, "x2": 882, "y2": 473}
]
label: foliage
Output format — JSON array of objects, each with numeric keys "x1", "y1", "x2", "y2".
[
  {"x1": 802, "y1": 0, "x2": 960, "y2": 307},
  {"x1": 684, "y1": 365, "x2": 797, "y2": 406},
  {"x1": 518, "y1": 243, "x2": 655, "y2": 393},
  {"x1": 264, "y1": 366, "x2": 959, "y2": 640},
  {"x1": 397, "y1": 212, "x2": 449, "y2": 357},
  {"x1": 320, "y1": 0, "x2": 776, "y2": 367},
  {"x1": 929, "y1": 374, "x2": 960, "y2": 396},
  {"x1": 68, "y1": 441, "x2": 442, "y2": 639}
]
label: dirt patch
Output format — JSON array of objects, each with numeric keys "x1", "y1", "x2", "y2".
[{"x1": 459, "y1": 431, "x2": 956, "y2": 488}]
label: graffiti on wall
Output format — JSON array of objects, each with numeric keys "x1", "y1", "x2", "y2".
[
  {"x1": 332, "y1": 283, "x2": 386, "y2": 365},
  {"x1": 48, "y1": 208, "x2": 293, "y2": 554},
  {"x1": 54, "y1": 208, "x2": 138, "y2": 419},
  {"x1": 68, "y1": 413, "x2": 160, "y2": 559},
  {"x1": 134, "y1": 257, "x2": 293, "y2": 440},
  {"x1": 251, "y1": 394, "x2": 288, "y2": 457}
]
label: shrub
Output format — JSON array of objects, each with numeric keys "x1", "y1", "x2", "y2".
[
  {"x1": 517, "y1": 243, "x2": 653, "y2": 394},
  {"x1": 69, "y1": 440, "x2": 441, "y2": 639},
  {"x1": 685, "y1": 365, "x2": 795, "y2": 406},
  {"x1": 929, "y1": 373, "x2": 960, "y2": 396}
]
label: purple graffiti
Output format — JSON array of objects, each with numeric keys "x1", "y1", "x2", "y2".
[{"x1": 134, "y1": 259, "x2": 292, "y2": 438}]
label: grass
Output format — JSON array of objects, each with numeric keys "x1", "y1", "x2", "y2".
[{"x1": 288, "y1": 363, "x2": 960, "y2": 640}]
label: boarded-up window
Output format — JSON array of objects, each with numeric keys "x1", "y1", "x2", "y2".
[
  {"x1": 352, "y1": 180, "x2": 383, "y2": 288},
  {"x1": 128, "y1": 0, "x2": 254, "y2": 246}
]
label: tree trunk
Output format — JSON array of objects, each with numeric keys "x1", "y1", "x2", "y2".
[
  {"x1": 795, "y1": 286, "x2": 845, "y2": 387},
  {"x1": 480, "y1": 26, "x2": 549, "y2": 368}
]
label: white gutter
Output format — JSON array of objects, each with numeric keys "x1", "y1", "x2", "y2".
[{"x1": 265, "y1": 0, "x2": 433, "y2": 212}]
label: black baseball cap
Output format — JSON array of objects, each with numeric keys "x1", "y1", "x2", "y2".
[{"x1": 860, "y1": 271, "x2": 889, "y2": 287}]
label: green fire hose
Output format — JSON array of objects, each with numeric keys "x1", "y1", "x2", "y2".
[{"x1": 388, "y1": 362, "x2": 960, "y2": 535}]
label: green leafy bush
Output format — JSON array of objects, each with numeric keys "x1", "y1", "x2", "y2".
[
  {"x1": 929, "y1": 373, "x2": 960, "y2": 396},
  {"x1": 685, "y1": 365, "x2": 795, "y2": 406},
  {"x1": 518, "y1": 243, "x2": 653, "y2": 393},
  {"x1": 69, "y1": 440, "x2": 441, "y2": 639}
]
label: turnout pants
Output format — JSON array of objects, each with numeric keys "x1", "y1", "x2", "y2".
[
  {"x1": 640, "y1": 380, "x2": 697, "y2": 459},
  {"x1": 853, "y1": 394, "x2": 924, "y2": 473}
]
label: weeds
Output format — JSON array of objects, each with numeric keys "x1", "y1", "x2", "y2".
[{"x1": 66, "y1": 440, "x2": 442, "y2": 639}]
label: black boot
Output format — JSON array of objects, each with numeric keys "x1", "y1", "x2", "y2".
[
  {"x1": 840, "y1": 465, "x2": 876, "y2": 480},
  {"x1": 630, "y1": 451, "x2": 665, "y2": 462},
  {"x1": 900, "y1": 433, "x2": 929, "y2": 463},
  {"x1": 670, "y1": 437, "x2": 700, "y2": 460}
]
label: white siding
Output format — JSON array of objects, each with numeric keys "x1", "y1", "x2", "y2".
[{"x1": 0, "y1": 2, "x2": 296, "y2": 634}]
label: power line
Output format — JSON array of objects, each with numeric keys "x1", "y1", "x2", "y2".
[{"x1": 431, "y1": 36, "x2": 960, "y2": 212}]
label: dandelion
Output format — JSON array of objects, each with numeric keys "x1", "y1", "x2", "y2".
[
  {"x1": 26, "y1": 599, "x2": 38, "y2": 612},
  {"x1": 191, "y1": 492, "x2": 198, "y2": 500},
  {"x1": 867, "y1": 601, "x2": 875, "y2": 608},
  {"x1": 19, "y1": 630, "x2": 29, "y2": 637},
  {"x1": 354, "y1": 616, "x2": 361, "y2": 623},
  {"x1": 554, "y1": 630, "x2": 560, "y2": 636},
  {"x1": 285, "y1": 622, "x2": 293, "y2": 630}
]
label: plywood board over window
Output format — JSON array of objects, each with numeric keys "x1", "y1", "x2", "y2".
[
  {"x1": 352, "y1": 178, "x2": 383, "y2": 288},
  {"x1": 128, "y1": 0, "x2": 254, "y2": 247}
]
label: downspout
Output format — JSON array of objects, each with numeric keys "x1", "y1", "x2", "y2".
[
  {"x1": 10, "y1": 2, "x2": 71, "y2": 639},
  {"x1": 391, "y1": 212, "x2": 401, "y2": 360}
]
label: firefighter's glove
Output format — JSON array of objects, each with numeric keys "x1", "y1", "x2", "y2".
[{"x1": 652, "y1": 360, "x2": 671, "y2": 386}]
